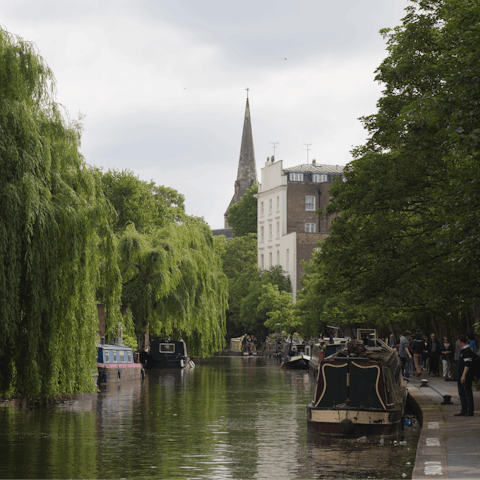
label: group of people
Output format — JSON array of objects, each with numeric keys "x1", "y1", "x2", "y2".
[{"x1": 395, "y1": 330, "x2": 477, "y2": 418}]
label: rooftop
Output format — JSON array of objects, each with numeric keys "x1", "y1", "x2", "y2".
[{"x1": 283, "y1": 163, "x2": 344, "y2": 174}]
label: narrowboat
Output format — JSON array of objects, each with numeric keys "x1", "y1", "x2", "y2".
[
  {"x1": 307, "y1": 330, "x2": 407, "y2": 436},
  {"x1": 144, "y1": 339, "x2": 195, "y2": 369},
  {"x1": 97, "y1": 344, "x2": 143, "y2": 385},
  {"x1": 281, "y1": 339, "x2": 312, "y2": 369},
  {"x1": 309, "y1": 339, "x2": 348, "y2": 372}
]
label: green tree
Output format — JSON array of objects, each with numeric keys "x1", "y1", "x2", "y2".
[
  {"x1": 227, "y1": 184, "x2": 258, "y2": 236},
  {"x1": 314, "y1": 0, "x2": 480, "y2": 333},
  {"x1": 238, "y1": 266, "x2": 291, "y2": 341},
  {"x1": 101, "y1": 169, "x2": 186, "y2": 233},
  {"x1": 0, "y1": 28, "x2": 121, "y2": 397},
  {"x1": 118, "y1": 220, "x2": 228, "y2": 356},
  {"x1": 217, "y1": 233, "x2": 258, "y2": 337}
]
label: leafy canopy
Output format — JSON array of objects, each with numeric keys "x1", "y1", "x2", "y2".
[
  {"x1": 227, "y1": 184, "x2": 258, "y2": 236},
  {"x1": 0, "y1": 28, "x2": 121, "y2": 397}
]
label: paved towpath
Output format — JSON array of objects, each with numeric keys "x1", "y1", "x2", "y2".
[{"x1": 407, "y1": 373, "x2": 480, "y2": 479}]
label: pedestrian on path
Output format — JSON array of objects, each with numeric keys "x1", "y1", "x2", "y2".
[
  {"x1": 398, "y1": 330, "x2": 412, "y2": 377},
  {"x1": 441, "y1": 337, "x2": 454, "y2": 379},
  {"x1": 412, "y1": 332, "x2": 424, "y2": 377},
  {"x1": 455, "y1": 334, "x2": 475, "y2": 417},
  {"x1": 428, "y1": 333, "x2": 441, "y2": 376}
]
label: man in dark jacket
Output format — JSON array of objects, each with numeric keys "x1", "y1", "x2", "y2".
[
  {"x1": 455, "y1": 334, "x2": 475, "y2": 416},
  {"x1": 427, "y1": 333, "x2": 441, "y2": 376}
]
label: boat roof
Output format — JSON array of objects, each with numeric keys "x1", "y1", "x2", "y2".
[{"x1": 98, "y1": 344, "x2": 134, "y2": 352}]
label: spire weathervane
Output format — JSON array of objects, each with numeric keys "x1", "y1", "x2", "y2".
[{"x1": 246, "y1": 87, "x2": 249, "y2": 99}]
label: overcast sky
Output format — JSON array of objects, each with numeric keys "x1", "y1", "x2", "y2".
[{"x1": 2, "y1": 0, "x2": 410, "y2": 229}]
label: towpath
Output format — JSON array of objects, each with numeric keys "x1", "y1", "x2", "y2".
[{"x1": 407, "y1": 374, "x2": 480, "y2": 479}]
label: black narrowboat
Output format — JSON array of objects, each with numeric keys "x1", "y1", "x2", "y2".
[
  {"x1": 144, "y1": 339, "x2": 194, "y2": 369},
  {"x1": 307, "y1": 330, "x2": 407, "y2": 436}
]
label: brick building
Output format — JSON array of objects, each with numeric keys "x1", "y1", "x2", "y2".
[{"x1": 256, "y1": 158, "x2": 343, "y2": 300}]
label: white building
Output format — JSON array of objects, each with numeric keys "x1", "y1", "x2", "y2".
[{"x1": 256, "y1": 158, "x2": 343, "y2": 300}]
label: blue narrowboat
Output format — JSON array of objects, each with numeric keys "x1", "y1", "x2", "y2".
[{"x1": 97, "y1": 344, "x2": 143, "y2": 385}]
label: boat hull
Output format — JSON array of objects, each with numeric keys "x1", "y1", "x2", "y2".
[
  {"x1": 307, "y1": 402, "x2": 405, "y2": 436},
  {"x1": 283, "y1": 355, "x2": 310, "y2": 369},
  {"x1": 97, "y1": 363, "x2": 143, "y2": 385}
]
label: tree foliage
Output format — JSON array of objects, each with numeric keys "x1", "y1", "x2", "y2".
[
  {"x1": 0, "y1": 28, "x2": 121, "y2": 397},
  {"x1": 118, "y1": 220, "x2": 228, "y2": 356},
  {"x1": 227, "y1": 184, "x2": 258, "y2": 236},
  {"x1": 310, "y1": 0, "x2": 480, "y2": 334},
  {"x1": 100, "y1": 169, "x2": 228, "y2": 356},
  {"x1": 101, "y1": 169, "x2": 185, "y2": 233}
]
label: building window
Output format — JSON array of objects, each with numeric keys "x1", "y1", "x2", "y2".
[
  {"x1": 305, "y1": 223, "x2": 316, "y2": 233},
  {"x1": 269, "y1": 198, "x2": 272, "y2": 215},
  {"x1": 269, "y1": 224, "x2": 272, "y2": 241},
  {"x1": 260, "y1": 201, "x2": 264, "y2": 215},
  {"x1": 313, "y1": 174, "x2": 328, "y2": 183},
  {"x1": 276, "y1": 222, "x2": 279, "y2": 239},
  {"x1": 261, "y1": 254, "x2": 264, "y2": 269},
  {"x1": 286, "y1": 249, "x2": 289, "y2": 272},
  {"x1": 276, "y1": 250, "x2": 280, "y2": 265},
  {"x1": 276, "y1": 196, "x2": 279, "y2": 212},
  {"x1": 261, "y1": 226, "x2": 264, "y2": 242},
  {"x1": 305, "y1": 196, "x2": 315, "y2": 211},
  {"x1": 289, "y1": 173, "x2": 304, "y2": 182},
  {"x1": 269, "y1": 252, "x2": 272, "y2": 267}
]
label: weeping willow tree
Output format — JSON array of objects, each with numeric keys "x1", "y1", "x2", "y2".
[
  {"x1": 0, "y1": 28, "x2": 121, "y2": 397},
  {"x1": 119, "y1": 220, "x2": 228, "y2": 356}
]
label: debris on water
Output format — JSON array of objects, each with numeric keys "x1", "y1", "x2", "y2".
[
  {"x1": 356, "y1": 436, "x2": 367, "y2": 443},
  {"x1": 400, "y1": 440, "x2": 407, "y2": 446},
  {"x1": 393, "y1": 440, "x2": 398, "y2": 445},
  {"x1": 402, "y1": 473, "x2": 407, "y2": 478},
  {"x1": 406, "y1": 462, "x2": 411, "y2": 465},
  {"x1": 379, "y1": 438, "x2": 384, "y2": 445}
]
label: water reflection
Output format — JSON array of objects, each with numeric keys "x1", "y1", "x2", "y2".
[{"x1": 0, "y1": 357, "x2": 418, "y2": 479}]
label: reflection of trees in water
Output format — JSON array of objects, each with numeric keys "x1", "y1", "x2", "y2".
[{"x1": 0, "y1": 402, "x2": 98, "y2": 478}]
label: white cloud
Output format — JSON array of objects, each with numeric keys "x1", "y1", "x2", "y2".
[{"x1": 1, "y1": 0, "x2": 409, "y2": 228}]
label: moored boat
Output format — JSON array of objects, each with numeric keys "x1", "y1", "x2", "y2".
[
  {"x1": 281, "y1": 339, "x2": 312, "y2": 369},
  {"x1": 309, "y1": 338, "x2": 348, "y2": 372},
  {"x1": 97, "y1": 344, "x2": 143, "y2": 385},
  {"x1": 144, "y1": 339, "x2": 195, "y2": 369},
  {"x1": 307, "y1": 330, "x2": 407, "y2": 436}
]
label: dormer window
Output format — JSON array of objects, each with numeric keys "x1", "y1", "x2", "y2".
[
  {"x1": 290, "y1": 173, "x2": 304, "y2": 182},
  {"x1": 313, "y1": 174, "x2": 328, "y2": 183}
]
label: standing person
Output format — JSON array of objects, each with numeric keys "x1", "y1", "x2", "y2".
[
  {"x1": 398, "y1": 330, "x2": 412, "y2": 377},
  {"x1": 441, "y1": 337, "x2": 454, "y2": 379},
  {"x1": 428, "y1": 333, "x2": 441, "y2": 376},
  {"x1": 412, "y1": 333, "x2": 424, "y2": 377},
  {"x1": 422, "y1": 336, "x2": 429, "y2": 371},
  {"x1": 467, "y1": 333, "x2": 477, "y2": 354},
  {"x1": 389, "y1": 334, "x2": 396, "y2": 348},
  {"x1": 454, "y1": 334, "x2": 475, "y2": 416}
]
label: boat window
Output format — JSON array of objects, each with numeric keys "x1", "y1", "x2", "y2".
[
  {"x1": 160, "y1": 344, "x2": 175, "y2": 353},
  {"x1": 127, "y1": 352, "x2": 132, "y2": 362},
  {"x1": 119, "y1": 351, "x2": 125, "y2": 362},
  {"x1": 112, "y1": 351, "x2": 117, "y2": 362},
  {"x1": 104, "y1": 351, "x2": 109, "y2": 363}
]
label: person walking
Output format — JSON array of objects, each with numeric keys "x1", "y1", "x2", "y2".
[
  {"x1": 454, "y1": 334, "x2": 475, "y2": 417},
  {"x1": 441, "y1": 337, "x2": 454, "y2": 379},
  {"x1": 428, "y1": 333, "x2": 441, "y2": 376},
  {"x1": 412, "y1": 333, "x2": 424, "y2": 377},
  {"x1": 398, "y1": 330, "x2": 412, "y2": 377}
]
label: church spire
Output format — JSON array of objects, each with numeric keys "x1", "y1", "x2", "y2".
[{"x1": 224, "y1": 95, "x2": 258, "y2": 226}]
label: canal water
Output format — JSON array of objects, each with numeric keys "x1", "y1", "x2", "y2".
[{"x1": 0, "y1": 357, "x2": 419, "y2": 479}]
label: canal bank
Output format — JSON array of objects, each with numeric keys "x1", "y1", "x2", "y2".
[{"x1": 407, "y1": 375, "x2": 480, "y2": 479}]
